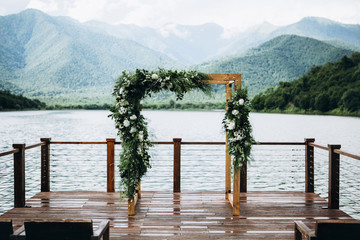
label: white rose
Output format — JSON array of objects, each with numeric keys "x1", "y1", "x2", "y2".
[
  {"x1": 152, "y1": 74, "x2": 158, "y2": 80},
  {"x1": 239, "y1": 99, "x2": 245, "y2": 105},
  {"x1": 165, "y1": 76, "x2": 170, "y2": 81},
  {"x1": 119, "y1": 107, "x2": 126, "y2": 115},
  {"x1": 123, "y1": 119, "x2": 130, "y2": 127},
  {"x1": 138, "y1": 131, "x2": 144, "y2": 141},
  {"x1": 137, "y1": 146, "x2": 142, "y2": 155},
  {"x1": 130, "y1": 127, "x2": 137, "y2": 133},
  {"x1": 130, "y1": 115, "x2": 137, "y2": 120},
  {"x1": 227, "y1": 121, "x2": 235, "y2": 130},
  {"x1": 120, "y1": 100, "x2": 128, "y2": 106},
  {"x1": 232, "y1": 110, "x2": 239, "y2": 116},
  {"x1": 236, "y1": 134, "x2": 243, "y2": 140}
]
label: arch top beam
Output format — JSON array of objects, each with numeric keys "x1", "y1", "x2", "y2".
[{"x1": 205, "y1": 73, "x2": 241, "y2": 88}]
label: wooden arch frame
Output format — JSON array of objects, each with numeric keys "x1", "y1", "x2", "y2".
[
  {"x1": 206, "y1": 73, "x2": 242, "y2": 216},
  {"x1": 128, "y1": 73, "x2": 243, "y2": 216}
]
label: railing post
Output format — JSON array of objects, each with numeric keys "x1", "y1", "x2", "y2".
[
  {"x1": 13, "y1": 143, "x2": 25, "y2": 208},
  {"x1": 233, "y1": 168, "x2": 240, "y2": 215},
  {"x1": 173, "y1": 138, "x2": 182, "y2": 193},
  {"x1": 40, "y1": 138, "x2": 51, "y2": 192},
  {"x1": 305, "y1": 138, "x2": 315, "y2": 193},
  {"x1": 328, "y1": 144, "x2": 341, "y2": 209},
  {"x1": 107, "y1": 138, "x2": 115, "y2": 192}
]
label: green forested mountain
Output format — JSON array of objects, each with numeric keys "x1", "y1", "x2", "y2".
[
  {"x1": 0, "y1": 9, "x2": 179, "y2": 105},
  {"x1": 251, "y1": 53, "x2": 360, "y2": 114},
  {"x1": 1, "y1": 10, "x2": 359, "y2": 107},
  {"x1": 0, "y1": 90, "x2": 46, "y2": 110},
  {"x1": 196, "y1": 35, "x2": 353, "y2": 97}
]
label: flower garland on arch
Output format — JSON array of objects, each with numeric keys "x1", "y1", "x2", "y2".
[
  {"x1": 109, "y1": 68, "x2": 211, "y2": 198},
  {"x1": 223, "y1": 87, "x2": 255, "y2": 172}
]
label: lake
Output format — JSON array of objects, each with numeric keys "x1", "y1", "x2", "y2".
[{"x1": 0, "y1": 110, "x2": 359, "y2": 218}]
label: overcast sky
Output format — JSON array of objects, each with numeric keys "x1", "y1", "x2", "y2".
[{"x1": 1, "y1": 0, "x2": 360, "y2": 32}]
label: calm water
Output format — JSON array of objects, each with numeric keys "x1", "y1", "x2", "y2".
[
  {"x1": 1, "y1": 110, "x2": 359, "y2": 153},
  {"x1": 0, "y1": 110, "x2": 359, "y2": 218}
]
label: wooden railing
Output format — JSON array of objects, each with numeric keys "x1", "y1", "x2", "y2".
[
  {"x1": 1, "y1": 138, "x2": 359, "y2": 214},
  {"x1": 306, "y1": 141, "x2": 358, "y2": 210}
]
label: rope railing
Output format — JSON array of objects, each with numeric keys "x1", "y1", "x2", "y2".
[{"x1": 0, "y1": 148, "x2": 19, "y2": 157}]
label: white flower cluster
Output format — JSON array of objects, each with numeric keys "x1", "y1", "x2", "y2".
[
  {"x1": 138, "y1": 131, "x2": 144, "y2": 141},
  {"x1": 148, "y1": 73, "x2": 173, "y2": 89},
  {"x1": 151, "y1": 73, "x2": 158, "y2": 80},
  {"x1": 229, "y1": 131, "x2": 243, "y2": 142},
  {"x1": 123, "y1": 119, "x2": 130, "y2": 127},
  {"x1": 224, "y1": 119, "x2": 235, "y2": 130}
]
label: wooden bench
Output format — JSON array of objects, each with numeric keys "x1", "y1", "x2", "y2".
[
  {"x1": 0, "y1": 219, "x2": 14, "y2": 240},
  {"x1": 11, "y1": 219, "x2": 110, "y2": 240},
  {"x1": 295, "y1": 219, "x2": 360, "y2": 240}
]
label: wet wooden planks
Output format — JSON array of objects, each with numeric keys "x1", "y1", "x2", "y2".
[{"x1": 0, "y1": 191, "x2": 353, "y2": 239}]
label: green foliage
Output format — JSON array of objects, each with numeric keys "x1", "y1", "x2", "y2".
[
  {"x1": 108, "y1": 69, "x2": 210, "y2": 198},
  {"x1": 341, "y1": 89, "x2": 360, "y2": 112},
  {"x1": 223, "y1": 88, "x2": 254, "y2": 172},
  {"x1": 0, "y1": 90, "x2": 46, "y2": 110},
  {"x1": 314, "y1": 93, "x2": 330, "y2": 112},
  {"x1": 251, "y1": 52, "x2": 360, "y2": 115}
]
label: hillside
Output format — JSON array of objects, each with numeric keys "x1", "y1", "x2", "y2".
[
  {"x1": 196, "y1": 35, "x2": 353, "y2": 97},
  {"x1": 0, "y1": 90, "x2": 46, "y2": 110},
  {"x1": 251, "y1": 53, "x2": 360, "y2": 115},
  {"x1": 0, "y1": 9, "x2": 179, "y2": 105}
]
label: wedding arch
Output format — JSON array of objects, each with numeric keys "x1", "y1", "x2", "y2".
[{"x1": 109, "y1": 69, "x2": 254, "y2": 216}]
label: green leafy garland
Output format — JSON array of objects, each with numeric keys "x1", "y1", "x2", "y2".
[
  {"x1": 223, "y1": 87, "x2": 255, "y2": 172},
  {"x1": 109, "y1": 68, "x2": 210, "y2": 198}
]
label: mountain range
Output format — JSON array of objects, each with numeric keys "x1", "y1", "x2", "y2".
[
  {"x1": 86, "y1": 16, "x2": 360, "y2": 65},
  {"x1": 0, "y1": 9, "x2": 359, "y2": 105}
]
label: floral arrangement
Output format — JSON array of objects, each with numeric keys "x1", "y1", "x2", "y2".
[
  {"x1": 109, "y1": 68, "x2": 210, "y2": 198},
  {"x1": 223, "y1": 87, "x2": 255, "y2": 172}
]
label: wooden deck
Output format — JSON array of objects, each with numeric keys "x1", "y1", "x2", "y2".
[{"x1": 0, "y1": 191, "x2": 353, "y2": 239}]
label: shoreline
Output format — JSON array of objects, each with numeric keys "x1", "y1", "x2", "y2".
[{"x1": 1, "y1": 107, "x2": 359, "y2": 118}]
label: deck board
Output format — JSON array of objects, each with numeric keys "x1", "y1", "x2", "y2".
[{"x1": 0, "y1": 191, "x2": 353, "y2": 239}]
